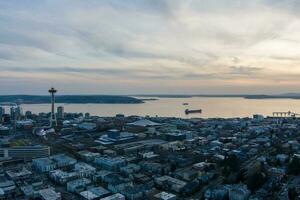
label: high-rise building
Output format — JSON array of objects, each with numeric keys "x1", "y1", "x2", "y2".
[
  {"x1": 49, "y1": 87, "x2": 57, "y2": 127},
  {"x1": 57, "y1": 106, "x2": 64, "y2": 119},
  {"x1": 0, "y1": 106, "x2": 4, "y2": 123},
  {"x1": 10, "y1": 107, "x2": 14, "y2": 117},
  {"x1": 10, "y1": 106, "x2": 22, "y2": 120},
  {"x1": 15, "y1": 106, "x2": 22, "y2": 119},
  {"x1": 0, "y1": 106, "x2": 4, "y2": 116},
  {"x1": 85, "y1": 112, "x2": 90, "y2": 119},
  {"x1": 25, "y1": 111, "x2": 32, "y2": 119}
]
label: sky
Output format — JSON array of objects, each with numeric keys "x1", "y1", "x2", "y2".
[{"x1": 1, "y1": 0, "x2": 300, "y2": 95}]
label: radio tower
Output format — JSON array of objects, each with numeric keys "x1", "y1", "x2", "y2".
[{"x1": 48, "y1": 87, "x2": 57, "y2": 127}]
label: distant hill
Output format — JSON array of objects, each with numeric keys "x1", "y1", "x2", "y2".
[
  {"x1": 280, "y1": 93, "x2": 300, "y2": 97},
  {"x1": 244, "y1": 94, "x2": 300, "y2": 99},
  {"x1": 0, "y1": 95, "x2": 143, "y2": 104},
  {"x1": 136, "y1": 94, "x2": 300, "y2": 99}
]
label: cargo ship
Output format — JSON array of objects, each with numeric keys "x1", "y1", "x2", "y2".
[{"x1": 185, "y1": 109, "x2": 202, "y2": 114}]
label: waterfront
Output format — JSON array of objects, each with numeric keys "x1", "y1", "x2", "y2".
[
  {"x1": 2, "y1": 99, "x2": 300, "y2": 199},
  {"x1": 16, "y1": 97, "x2": 300, "y2": 118}
]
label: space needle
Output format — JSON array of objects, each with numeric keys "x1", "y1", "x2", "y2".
[{"x1": 48, "y1": 87, "x2": 57, "y2": 127}]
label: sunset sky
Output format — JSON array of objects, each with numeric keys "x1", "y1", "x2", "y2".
[{"x1": 1, "y1": 0, "x2": 300, "y2": 95}]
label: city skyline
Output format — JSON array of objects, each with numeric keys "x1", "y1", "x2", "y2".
[{"x1": 1, "y1": 0, "x2": 300, "y2": 95}]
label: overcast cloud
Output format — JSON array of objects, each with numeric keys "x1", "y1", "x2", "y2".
[{"x1": 1, "y1": 0, "x2": 300, "y2": 94}]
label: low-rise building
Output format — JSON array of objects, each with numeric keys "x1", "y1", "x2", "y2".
[
  {"x1": 78, "y1": 122, "x2": 97, "y2": 130},
  {"x1": 0, "y1": 180, "x2": 16, "y2": 197},
  {"x1": 38, "y1": 187, "x2": 61, "y2": 200},
  {"x1": 78, "y1": 150, "x2": 100, "y2": 162},
  {"x1": 6, "y1": 167, "x2": 32, "y2": 180},
  {"x1": 120, "y1": 163, "x2": 141, "y2": 175},
  {"x1": 0, "y1": 145, "x2": 50, "y2": 160},
  {"x1": 33, "y1": 157, "x2": 56, "y2": 172},
  {"x1": 100, "y1": 193, "x2": 125, "y2": 200},
  {"x1": 67, "y1": 178, "x2": 91, "y2": 193},
  {"x1": 80, "y1": 186, "x2": 110, "y2": 200},
  {"x1": 49, "y1": 169, "x2": 78, "y2": 185},
  {"x1": 154, "y1": 191, "x2": 176, "y2": 200},
  {"x1": 50, "y1": 154, "x2": 77, "y2": 168},
  {"x1": 74, "y1": 162, "x2": 96, "y2": 178},
  {"x1": 155, "y1": 176, "x2": 186, "y2": 193},
  {"x1": 93, "y1": 170, "x2": 113, "y2": 182},
  {"x1": 94, "y1": 156, "x2": 126, "y2": 171}
]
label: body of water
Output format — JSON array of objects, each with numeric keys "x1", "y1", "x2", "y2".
[{"x1": 6, "y1": 97, "x2": 298, "y2": 118}]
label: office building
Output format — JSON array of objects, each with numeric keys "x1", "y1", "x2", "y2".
[
  {"x1": 0, "y1": 106, "x2": 5, "y2": 116},
  {"x1": 57, "y1": 106, "x2": 64, "y2": 119},
  {"x1": 0, "y1": 145, "x2": 50, "y2": 160},
  {"x1": 94, "y1": 156, "x2": 126, "y2": 171},
  {"x1": 100, "y1": 193, "x2": 125, "y2": 200}
]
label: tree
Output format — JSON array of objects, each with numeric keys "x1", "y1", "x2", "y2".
[
  {"x1": 222, "y1": 154, "x2": 240, "y2": 176},
  {"x1": 246, "y1": 171, "x2": 266, "y2": 191},
  {"x1": 288, "y1": 157, "x2": 300, "y2": 175},
  {"x1": 288, "y1": 187, "x2": 298, "y2": 200}
]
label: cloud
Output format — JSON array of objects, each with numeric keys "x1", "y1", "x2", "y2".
[
  {"x1": 0, "y1": 65, "x2": 180, "y2": 80},
  {"x1": 229, "y1": 66, "x2": 263, "y2": 75},
  {"x1": 0, "y1": 0, "x2": 300, "y2": 94}
]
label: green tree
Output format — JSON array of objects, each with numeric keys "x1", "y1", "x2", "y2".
[
  {"x1": 222, "y1": 154, "x2": 240, "y2": 176},
  {"x1": 246, "y1": 171, "x2": 266, "y2": 191},
  {"x1": 288, "y1": 157, "x2": 300, "y2": 175},
  {"x1": 288, "y1": 187, "x2": 298, "y2": 200}
]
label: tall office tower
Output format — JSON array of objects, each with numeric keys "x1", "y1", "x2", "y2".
[
  {"x1": 0, "y1": 106, "x2": 5, "y2": 116},
  {"x1": 15, "y1": 105, "x2": 22, "y2": 119},
  {"x1": 25, "y1": 111, "x2": 32, "y2": 119},
  {"x1": 10, "y1": 106, "x2": 22, "y2": 120},
  {"x1": 10, "y1": 106, "x2": 18, "y2": 134},
  {"x1": 57, "y1": 106, "x2": 64, "y2": 119},
  {"x1": 0, "y1": 106, "x2": 4, "y2": 123},
  {"x1": 10, "y1": 107, "x2": 15, "y2": 119},
  {"x1": 48, "y1": 87, "x2": 57, "y2": 127}
]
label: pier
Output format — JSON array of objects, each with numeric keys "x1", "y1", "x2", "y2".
[{"x1": 272, "y1": 111, "x2": 300, "y2": 118}]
